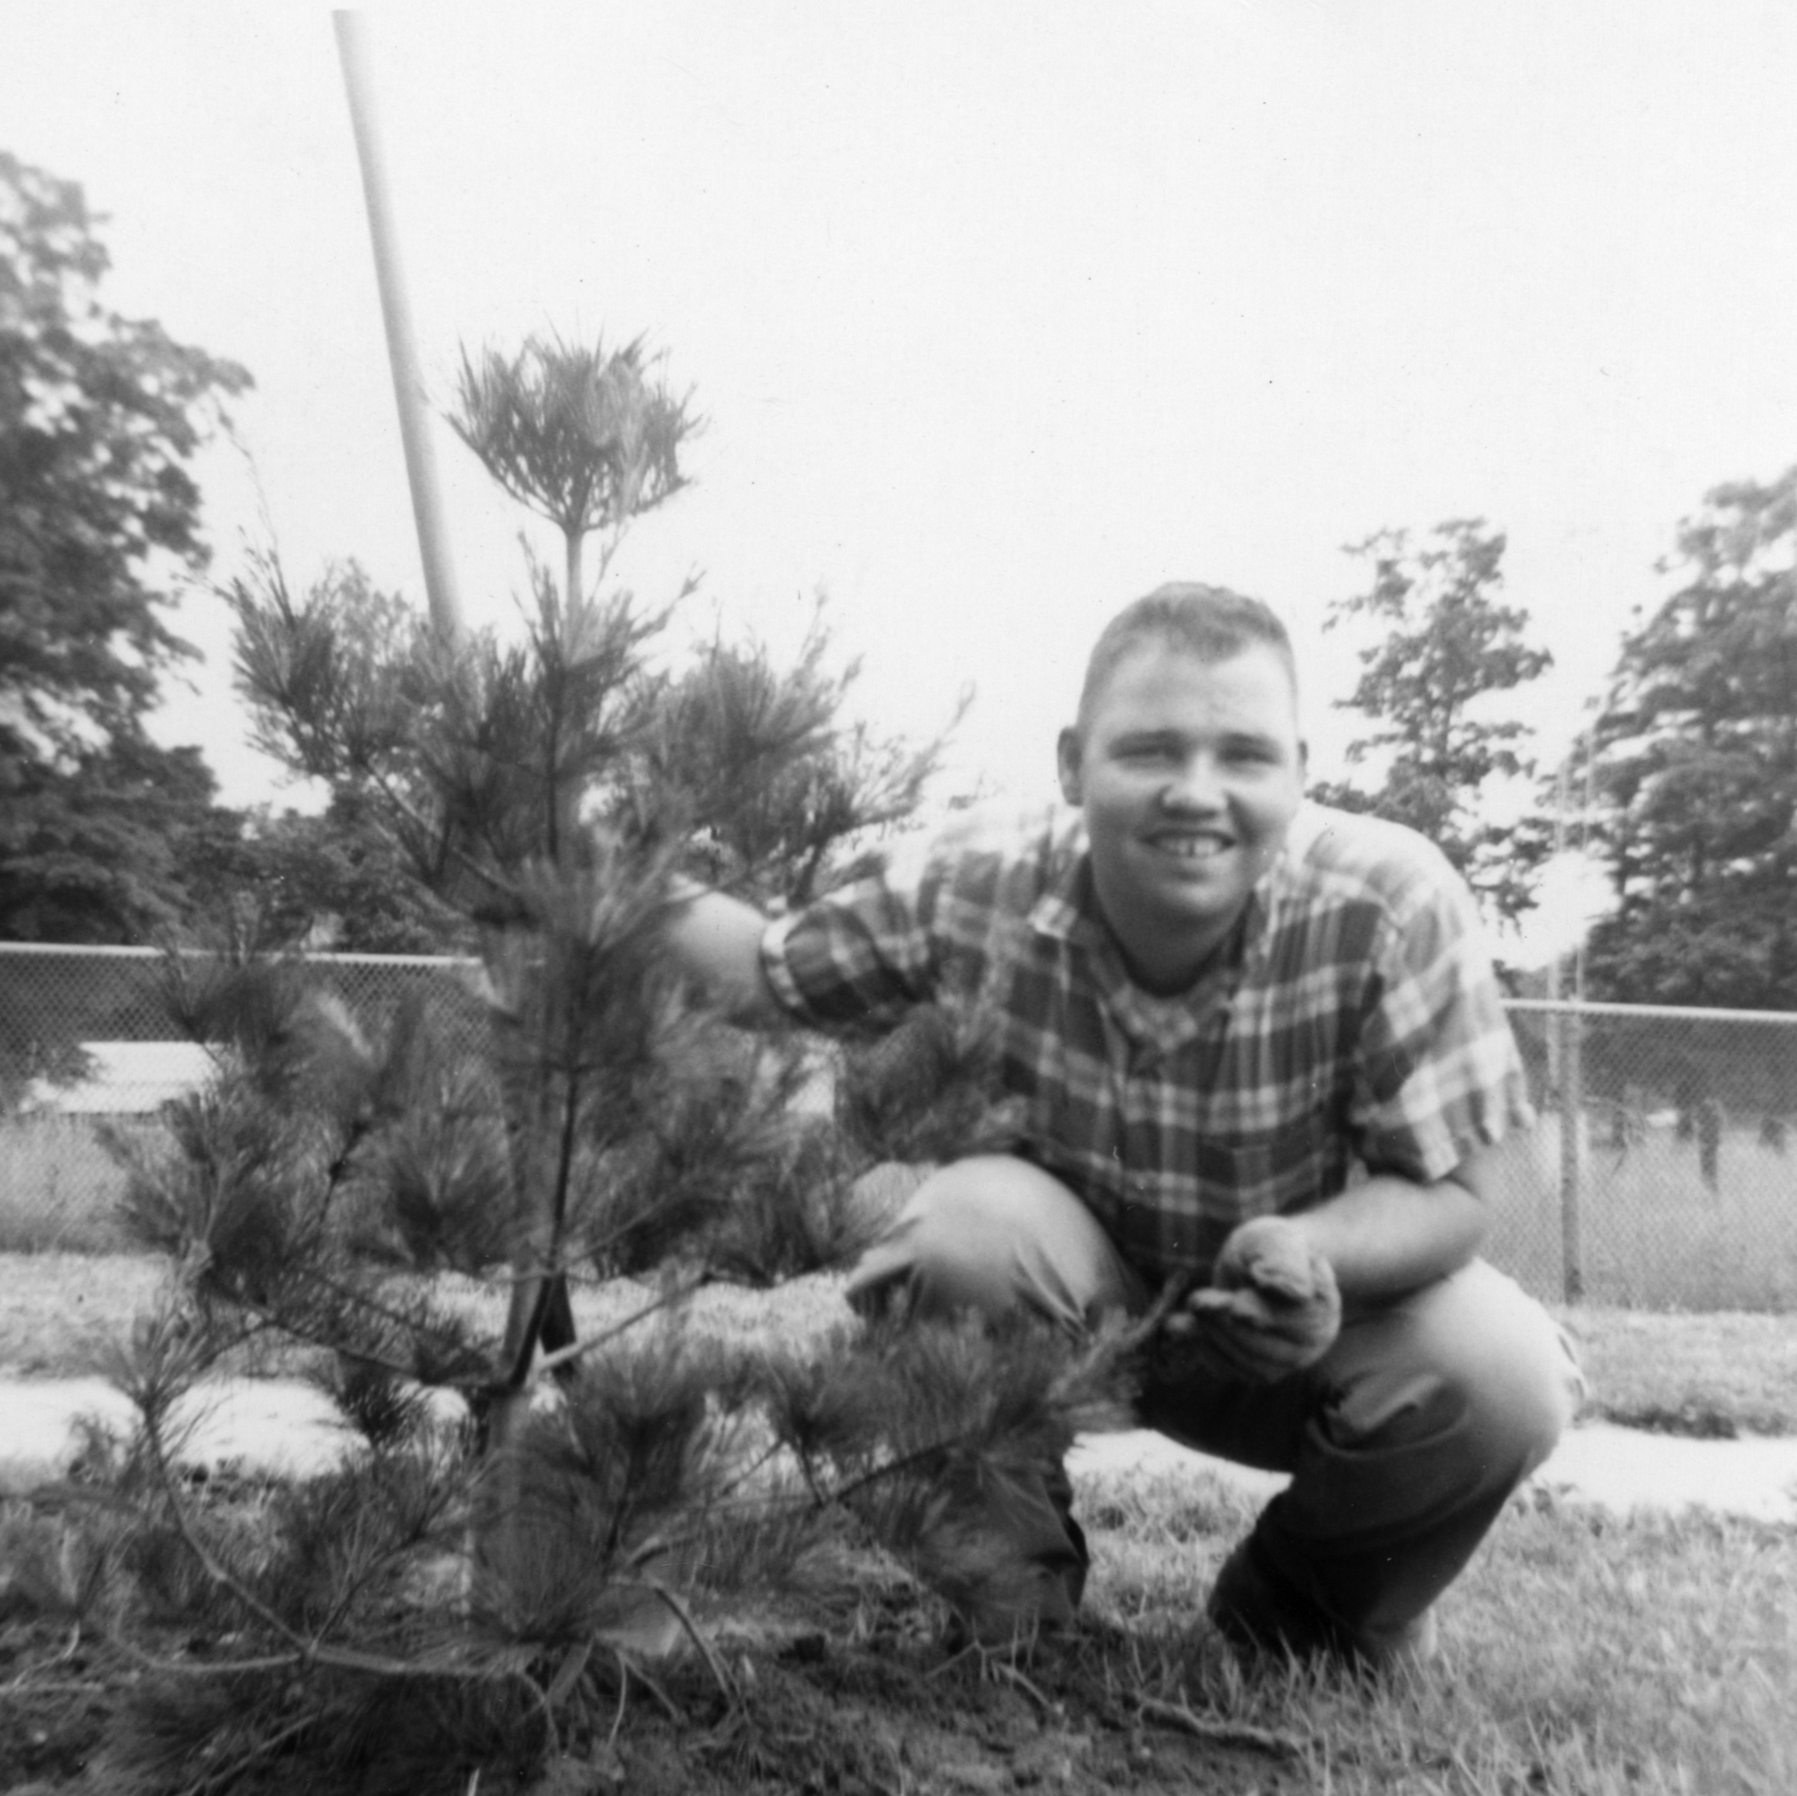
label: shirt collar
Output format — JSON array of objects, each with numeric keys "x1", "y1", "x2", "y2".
[{"x1": 1028, "y1": 845, "x2": 1105, "y2": 949}]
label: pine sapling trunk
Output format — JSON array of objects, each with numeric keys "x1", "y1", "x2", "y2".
[
  {"x1": 477, "y1": 943, "x2": 575, "y2": 1599},
  {"x1": 565, "y1": 523, "x2": 583, "y2": 619}
]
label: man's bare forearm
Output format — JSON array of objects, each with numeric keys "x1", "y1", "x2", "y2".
[
  {"x1": 1288, "y1": 1154, "x2": 1491, "y2": 1303},
  {"x1": 663, "y1": 880, "x2": 786, "y2": 1025}
]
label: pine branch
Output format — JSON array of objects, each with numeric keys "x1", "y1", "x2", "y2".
[
  {"x1": 362, "y1": 758, "x2": 522, "y2": 907},
  {"x1": 766, "y1": 1278, "x2": 1143, "y2": 1466},
  {"x1": 139, "y1": 1401, "x2": 316, "y2": 1656},
  {"x1": 808, "y1": 1429, "x2": 973, "y2": 1514},
  {"x1": 531, "y1": 1271, "x2": 711, "y2": 1381},
  {"x1": 287, "y1": 1260, "x2": 492, "y2": 1373},
  {"x1": 178, "y1": 1711, "x2": 320, "y2": 1796},
  {"x1": 312, "y1": 1109, "x2": 377, "y2": 1239},
  {"x1": 633, "y1": 1577, "x2": 737, "y2": 1703},
  {"x1": 216, "y1": 1266, "x2": 491, "y2": 1396},
  {"x1": 126, "y1": 1415, "x2": 540, "y2": 1701},
  {"x1": 110, "y1": 1637, "x2": 305, "y2": 1680}
]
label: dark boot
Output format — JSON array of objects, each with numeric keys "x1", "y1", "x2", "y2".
[
  {"x1": 928, "y1": 1457, "x2": 1090, "y2": 1648},
  {"x1": 1207, "y1": 1533, "x2": 1439, "y2": 1671}
]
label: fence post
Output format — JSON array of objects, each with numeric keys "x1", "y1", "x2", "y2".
[{"x1": 1559, "y1": 1005, "x2": 1585, "y2": 1304}]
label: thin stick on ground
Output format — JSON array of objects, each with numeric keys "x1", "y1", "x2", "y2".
[{"x1": 1134, "y1": 1693, "x2": 1305, "y2": 1759}]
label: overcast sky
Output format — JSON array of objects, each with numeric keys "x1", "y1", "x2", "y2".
[{"x1": 5, "y1": 3, "x2": 1795, "y2": 953}]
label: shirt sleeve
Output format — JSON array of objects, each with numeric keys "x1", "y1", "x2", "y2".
[
  {"x1": 759, "y1": 831, "x2": 944, "y2": 1028},
  {"x1": 1351, "y1": 854, "x2": 1534, "y2": 1183},
  {"x1": 759, "y1": 807, "x2": 1065, "y2": 1031}
]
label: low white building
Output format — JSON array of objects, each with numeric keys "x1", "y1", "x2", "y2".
[{"x1": 24, "y1": 1042, "x2": 218, "y2": 1116}]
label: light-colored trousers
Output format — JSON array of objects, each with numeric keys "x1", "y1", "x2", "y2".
[{"x1": 846, "y1": 1156, "x2": 1584, "y2": 1654}]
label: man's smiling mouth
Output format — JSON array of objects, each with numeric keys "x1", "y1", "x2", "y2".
[{"x1": 1147, "y1": 833, "x2": 1233, "y2": 862}]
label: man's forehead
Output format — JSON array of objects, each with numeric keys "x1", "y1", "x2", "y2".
[{"x1": 1087, "y1": 640, "x2": 1300, "y2": 725}]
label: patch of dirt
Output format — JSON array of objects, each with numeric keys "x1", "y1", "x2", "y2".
[
  {"x1": 511, "y1": 1627, "x2": 1315, "y2": 1796},
  {"x1": 0, "y1": 1617, "x2": 114, "y2": 1791},
  {"x1": 0, "y1": 1610, "x2": 1312, "y2": 1796}
]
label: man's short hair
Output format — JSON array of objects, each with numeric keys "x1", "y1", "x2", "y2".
[{"x1": 1076, "y1": 582, "x2": 1298, "y2": 729}]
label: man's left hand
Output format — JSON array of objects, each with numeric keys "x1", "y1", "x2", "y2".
[{"x1": 1161, "y1": 1216, "x2": 1342, "y2": 1384}]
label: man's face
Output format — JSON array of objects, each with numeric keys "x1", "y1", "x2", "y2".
[{"x1": 1057, "y1": 641, "x2": 1306, "y2": 992}]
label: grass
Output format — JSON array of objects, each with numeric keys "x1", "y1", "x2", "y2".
[
  {"x1": 5, "y1": 1476, "x2": 1790, "y2": 1794},
  {"x1": 1077, "y1": 1464, "x2": 1797, "y2": 1794},
  {"x1": 14, "y1": 1107, "x2": 1797, "y2": 1319},
  {"x1": 1486, "y1": 1120, "x2": 1797, "y2": 1312},
  {"x1": 1556, "y1": 1306, "x2": 1797, "y2": 1437},
  {"x1": 11, "y1": 1102, "x2": 1797, "y2": 1319},
  {"x1": 0, "y1": 1116, "x2": 136, "y2": 1253},
  {"x1": 7, "y1": 1253, "x2": 1797, "y2": 1437}
]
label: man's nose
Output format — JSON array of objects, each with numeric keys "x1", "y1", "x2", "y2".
[{"x1": 1158, "y1": 751, "x2": 1223, "y2": 811}]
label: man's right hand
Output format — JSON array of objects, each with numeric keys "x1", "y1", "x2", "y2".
[
  {"x1": 1160, "y1": 1215, "x2": 1342, "y2": 1384},
  {"x1": 661, "y1": 881, "x2": 783, "y2": 1023}
]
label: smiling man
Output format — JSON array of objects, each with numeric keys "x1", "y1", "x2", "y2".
[{"x1": 669, "y1": 582, "x2": 1582, "y2": 1667}]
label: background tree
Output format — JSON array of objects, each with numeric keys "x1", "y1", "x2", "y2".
[
  {"x1": 184, "y1": 789, "x2": 469, "y2": 955},
  {"x1": 1584, "y1": 467, "x2": 1797, "y2": 1011},
  {"x1": 0, "y1": 150, "x2": 250, "y2": 943},
  {"x1": 1312, "y1": 518, "x2": 1553, "y2": 927}
]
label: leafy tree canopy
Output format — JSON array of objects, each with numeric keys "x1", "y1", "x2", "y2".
[
  {"x1": 0, "y1": 150, "x2": 250, "y2": 941},
  {"x1": 1311, "y1": 517, "x2": 1553, "y2": 926},
  {"x1": 185, "y1": 788, "x2": 470, "y2": 956},
  {"x1": 0, "y1": 737, "x2": 221, "y2": 943},
  {"x1": 1584, "y1": 467, "x2": 1797, "y2": 1008}
]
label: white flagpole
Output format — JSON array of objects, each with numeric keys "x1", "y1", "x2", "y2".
[{"x1": 333, "y1": 10, "x2": 464, "y2": 642}]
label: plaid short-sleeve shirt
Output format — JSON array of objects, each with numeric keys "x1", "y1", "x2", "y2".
[{"x1": 761, "y1": 801, "x2": 1532, "y2": 1285}]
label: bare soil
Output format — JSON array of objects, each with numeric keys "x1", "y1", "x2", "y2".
[{"x1": 0, "y1": 1604, "x2": 1314, "y2": 1795}]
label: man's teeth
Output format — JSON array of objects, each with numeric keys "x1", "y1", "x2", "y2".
[{"x1": 1154, "y1": 836, "x2": 1228, "y2": 860}]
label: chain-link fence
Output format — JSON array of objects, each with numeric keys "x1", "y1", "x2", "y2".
[
  {"x1": 4, "y1": 944, "x2": 1795, "y2": 1308},
  {"x1": 1489, "y1": 1000, "x2": 1797, "y2": 1312},
  {"x1": 0, "y1": 944, "x2": 484, "y2": 1252}
]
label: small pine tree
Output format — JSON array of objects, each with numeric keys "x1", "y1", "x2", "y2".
[{"x1": 77, "y1": 334, "x2": 1141, "y2": 1792}]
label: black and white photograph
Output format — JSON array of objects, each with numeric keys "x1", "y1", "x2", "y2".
[{"x1": 1, "y1": 7, "x2": 1793, "y2": 1791}]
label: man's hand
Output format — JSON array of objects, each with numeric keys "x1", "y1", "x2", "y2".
[
  {"x1": 661, "y1": 881, "x2": 783, "y2": 1024},
  {"x1": 1161, "y1": 1215, "x2": 1342, "y2": 1384}
]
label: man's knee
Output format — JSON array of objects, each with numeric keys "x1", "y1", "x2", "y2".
[
  {"x1": 1386, "y1": 1262, "x2": 1584, "y2": 1476},
  {"x1": 845, "y1": 1155, "x2": 1141, "y2": 1333}
]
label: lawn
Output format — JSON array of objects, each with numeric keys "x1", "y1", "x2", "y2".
[
  {"x1": 1484, "y1": 1118, "x2": 1797, "y2": 1312},
  {"x1": 0, "y1": 1117, "x2": 137, "y2": 1255},
  {"x1": 0, "y1": 1254, "x2": 1793, "y2": 1793},
  {"x1": 11, "y1": 1105, "x2": 1797, "y2": 1311},
  {"x1": 7, "y1": 1252, "x2": 1797, "y2": 1436}
]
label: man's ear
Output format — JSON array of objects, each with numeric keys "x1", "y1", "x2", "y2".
[{"x1": 1056, "y1": 727, "x2": 1084, "y2": 804}]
